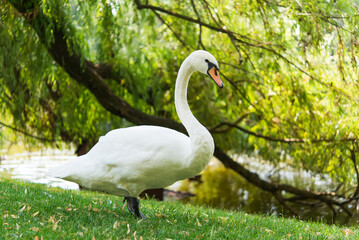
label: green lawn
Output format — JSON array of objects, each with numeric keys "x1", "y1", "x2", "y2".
[{"x1": 0, "y1": 178, "x2": 357, "y2": 239}]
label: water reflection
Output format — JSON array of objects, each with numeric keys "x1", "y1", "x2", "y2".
[
  {"x1": 178, "y1": 157, "x2": 357, "y2": 226},
  {"x1": 0, "y1": 147, "x2": 79, "y2": 190}
]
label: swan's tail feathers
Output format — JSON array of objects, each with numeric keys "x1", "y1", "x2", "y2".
[
  {"x1": 48, "y1": 156, "x2": 85, "y2": 179},
  {"x1": 48, "y1": 165, "x2": 70, "y2": 179}
]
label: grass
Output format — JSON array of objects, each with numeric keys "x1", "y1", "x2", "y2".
[{"x1": 0, "y1": 178, "x2": 358, "y2": 239}]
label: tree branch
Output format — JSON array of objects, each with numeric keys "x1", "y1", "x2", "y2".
[
  {"x1": 152, "y1": 10, "x2": 189, "y2": 49},
  {"x1": 0, "y1": 120, "x2": 55, "y2": 142},
  {"x1": 273, "y1": 191, "x2": 298, "y2": 216},
  {"x1": 211, "y1": 121, "x2": 358, "y2": 143},
  {"x1": 350, "y1": 147, "x2": 359, "y2": 199}
]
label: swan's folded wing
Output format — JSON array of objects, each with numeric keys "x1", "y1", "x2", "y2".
[{"x1": 88, "y1": 126, "x2": 190, "y2": 169}]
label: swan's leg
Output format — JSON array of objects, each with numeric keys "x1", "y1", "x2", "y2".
[
  {"x1": 123, "y1": 197, "x2": 145, "y2": 219},
  {"x1": 123, "y1": 197, "x2": 134, "y2": 214}
]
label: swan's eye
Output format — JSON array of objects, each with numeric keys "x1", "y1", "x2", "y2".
[{"x1": 205, "y1": 59, "x2": 209, "y2": 63}]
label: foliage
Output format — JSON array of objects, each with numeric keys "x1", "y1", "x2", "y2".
[{"x1": 1, "y1": 178, "x2": 358, "y2": 239}]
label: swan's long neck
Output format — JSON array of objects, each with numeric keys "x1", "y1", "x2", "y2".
[{"x1": 174, "y1": 57, "x2": 214, "y2": 172}]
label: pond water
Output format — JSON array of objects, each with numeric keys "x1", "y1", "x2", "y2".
[
  {"x1": 178, "y1": 157, "x2": 358, "y2": 226},
  {"x1": 0, "y1": 146, "x2": 357, "y2": 226},
  {"x1": 0, "y1": 147, "x2": 79, "y2": 190}
]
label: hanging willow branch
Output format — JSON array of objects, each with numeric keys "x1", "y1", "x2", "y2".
[
  {"x1": 210, "y1": 120, "x2": 359, "y2": 143},
  {"x1": 133, "y1": 0, "x2": 353, "y2": 101},
  {"x1": 0, "y1": 120, "x2": 55, "y2": 142}
]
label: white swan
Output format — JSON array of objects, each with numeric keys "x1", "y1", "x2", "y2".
[{"x1": 49, "y1": 50, "x2": 223, "y2": 218}]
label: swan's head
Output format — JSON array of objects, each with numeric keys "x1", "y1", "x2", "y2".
[{"x1": 188, "y1": 50, "x2": 223, "y2": 88}]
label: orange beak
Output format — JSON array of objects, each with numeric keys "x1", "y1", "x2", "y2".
[{"x1": 207, "y1": 67, "x2": 223, "y2": 88}]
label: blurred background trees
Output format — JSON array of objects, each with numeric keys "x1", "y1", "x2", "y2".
[{"x1": 2, "y1": 0, "x2": 359, "y2": 222}]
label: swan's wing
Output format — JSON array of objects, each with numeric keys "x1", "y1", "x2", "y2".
[{"x1": 88, "y1": 126, "x2": 190, "y2": 172}]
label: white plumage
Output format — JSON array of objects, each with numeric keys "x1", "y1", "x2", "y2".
[{"x1": 49, "y1": 50, "x2": 223, "y2": 218}]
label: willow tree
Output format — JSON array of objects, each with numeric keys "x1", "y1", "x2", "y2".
[{"x1": 1, "y1": 0, "x2": 359, "y2": 221}]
